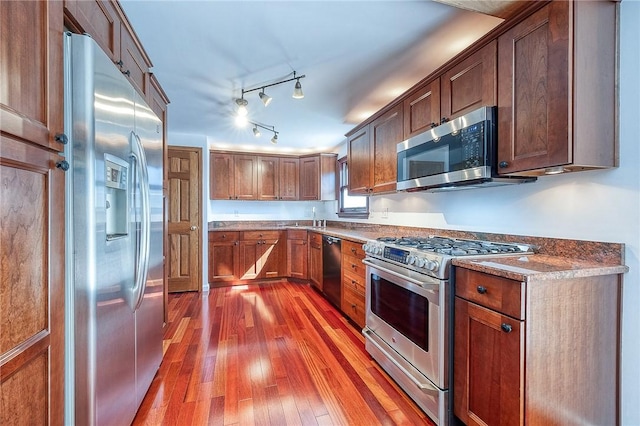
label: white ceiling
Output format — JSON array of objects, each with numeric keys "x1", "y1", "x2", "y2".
[{"x1": 120, "y1": 0, "x2": 503, "y2": 154}]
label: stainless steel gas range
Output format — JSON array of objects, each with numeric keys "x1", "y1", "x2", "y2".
[{"x1": 361, "y1": 236, "x2": 533, "y2": 425}]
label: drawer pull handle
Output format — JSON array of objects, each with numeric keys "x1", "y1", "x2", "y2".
[
  {"x1": 501, "y1": 323, "x2": 512, "y2": 333},
  {"x1": 351, "y1": 264, "x2": 356, "y2": 269},
  {"x1": 477, "y1": 286, "x2": 487, "y2": 294},
  {"x1": 351, "y1": 247, "x2": 356, "y2": 253}
]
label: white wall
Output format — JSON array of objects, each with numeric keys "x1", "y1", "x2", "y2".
[{"x1": 169, "y1": 2, "x2": 639, "y2": 422}]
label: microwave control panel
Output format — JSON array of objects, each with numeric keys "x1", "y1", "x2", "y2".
[{"x1": 460, "y1": 123, "x2": 485, "y2": 168}]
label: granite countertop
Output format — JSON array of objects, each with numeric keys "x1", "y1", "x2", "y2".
[
  {"x1": 452, "y1": 255, "x2": 629, "y2": 282},
  {"x1": 209, "y1": 221, "x2": 628, "y2": 280}
]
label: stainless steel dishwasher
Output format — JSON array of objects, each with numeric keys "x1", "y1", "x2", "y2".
[{"x1": 322, "y1": 235, "x2": 341, "y2": 307}]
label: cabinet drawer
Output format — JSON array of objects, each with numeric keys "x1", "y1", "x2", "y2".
[
  {"x1": 342, "y1": 284, "x2": 365, "y2": 328},
  {"x1": 308, "y1": 231, "x2": 322, "y2": 247},
  {"x1": 455, "y1": 268, "x2": 524, "y2": 319},
  {"x1": 343, "y1": 270, "x2": 365, "y2": 296},
  {"x1": 343, "y1": 239, "x2": 365, "y2": 259},
  {"x1": 343, "y1": 254, "x2": 366, "y2": 278},
  {"x1": 241, "y1": 230, "x2": 281, "y2": 240},
  {"x1": 288, "y1": 229, "x2": 307, "y2": 240},
  {"x1": 209, "y1": 231, "x2": 239, "y2": 243}
]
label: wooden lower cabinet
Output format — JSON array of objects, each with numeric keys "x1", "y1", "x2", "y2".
[
  {"x1": 454, "y1": 267, "x2": 621, "y2": 425},
  {"x1": 308, "y1": 232, "x2": 323, "y2": 290},
  {"x1": 341, "y1": 239, "x2": 366, "y2": 328},
  {"x1": 238, "y1": 230, "x2": 284, "y2": 280},
  {"x1": 287, "y1": 229, "x2": 308, "y2": 279},
  {"x1": 208, "y1": 231, "x2": 240, "y2": 283}
]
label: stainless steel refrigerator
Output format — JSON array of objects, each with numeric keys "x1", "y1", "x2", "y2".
[{"x1": 63, "y1": 33, "x2": 164, "y2": 425}]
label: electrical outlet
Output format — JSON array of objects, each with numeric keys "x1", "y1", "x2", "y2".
[
  {"x1": 382, "y1": 208, "x2": 389, "y2": 219},
  {"x1": 234, "y1": 210, "x2": 239, "y2": 217}
]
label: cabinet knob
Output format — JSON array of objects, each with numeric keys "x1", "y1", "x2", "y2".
[
  {"x1": 430, "y1": 122, "x2": 438, "y2": 129},
  {"x1": 54, "y1": 133, "x2": 68, "y2": 144},
  {"x1": 477, "y1": 286, "x2": 487, "y2": 294},
  {"x1": 499, "y1": 161, "x2": 509, "y2": 168},
  {"x1": 222, "y1": 234, "x2": 226, "y2": 239},
  {"x1": 351, "y1": 304, "x2": 356, "y2": 309},
  {"x1": 501, "y1": 323, "x2": 512, "y2": 333},
  {"x1": 56, "y1": 160, "x2": 69, "y2": 171},
  {"x1": 441, "y1": 117, "x2": 449, "y2": 124},
  {"x1": 122, "y1": 69, "x2": 131, "y2": 77},
  {"x1": 351, "y1": 263, "x2": 356, "y2": 269},
  {"x1": 115, "y1": 59, "x2": 124, "y2": 68},
  {"x1": 351, "y1": 247, "x2": 356, "y2": 253}
]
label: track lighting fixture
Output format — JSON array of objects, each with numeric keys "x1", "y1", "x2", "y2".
[
  {"x1": 248, "y1": 122, "x2": 278, "y2": 144},
  {"x1": 259, "y1": 90, "x2": 272, "y2": 107},
  {"x1": 235, "y1": 97, "x2": 248, "y2": 116},
  {"x1": 292, "y1": 78, "x2": 304, "y2": 99}
]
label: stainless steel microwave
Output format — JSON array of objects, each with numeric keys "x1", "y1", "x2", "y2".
[{"x1": 396, "y1": 106, "x2": 535, "y2": 192}]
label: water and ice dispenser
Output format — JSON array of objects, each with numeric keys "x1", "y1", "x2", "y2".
[{"x1": 104, "y1": 154, "x2": 129, "y2": 240}]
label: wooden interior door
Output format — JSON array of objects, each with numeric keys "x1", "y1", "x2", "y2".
[{"x1": 167, "y1": 147, "x2": 202, "y2": 292}]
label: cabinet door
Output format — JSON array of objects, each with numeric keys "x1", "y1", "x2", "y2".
[
  {"x1": 370, "y1": 103, "x2": 403, "y2": 194},
  {"x1": 454, "y1": 298, "x2": 524, "y2": 426},
  {"x1": 299, "y1": 156, "x2": 320, "y2": 200},
  {"x1": 210, "y1": 152, "x2": 234, "y2": 199},
  {"x1": 119, "y1": 21, "x2": 151, "y2": 97},
  {"x1": 238, "y1": 240, "x2": 261, "y2": 280},
  {"x1": 287, "y1": 238, "x2": 308, "y2": 279},
  {"x1": 347, "y1": 126, "x2": 372, "y2": 195},
  {"x1": 1, "y1": 3, "x2": 65, "y2": 423},
  {"x1": 497, "y1": 2, "x2": 570, "y2": 174},
  {"x1": 279, "y1": 157, "x2": 299, "y2": 200},
  {"x1": 234, "y1": 154, "x2": 258, "y2": 200},
  {"x1": 63, "y1": 0, "x2": 121, "y2": 61},
  {"x1": 257, "y1": 156, "x2": 279, "y2": 200},
  {"x1": 261, "y1": 237, "x2": 285, "y2": 279},
  {"x1": 209, "y1": 235, "x2": 240, "y2": 283},
  {"x1": 308, "y1": 233, "x2": 323, "y2": 290},
  {"x1": 441, "y1": 40, "x2": 497, "y2": 121},
  {"x1": 404, "y1": 78, "x2": 441, "y2": 138}
]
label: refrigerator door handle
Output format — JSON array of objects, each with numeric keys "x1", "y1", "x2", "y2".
[{"x1": 130, "y1": 132, "x2": 151, "y2": 311}]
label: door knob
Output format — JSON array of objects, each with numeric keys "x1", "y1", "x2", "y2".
[{"x1": 190, "y1": 225, "x2": 197, "y2": 231}]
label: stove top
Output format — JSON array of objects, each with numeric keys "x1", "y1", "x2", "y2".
[{"x1": 363, "y1": 235, "x2": 534, "y2": 279}]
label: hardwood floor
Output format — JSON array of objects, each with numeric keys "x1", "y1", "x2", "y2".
[{"x1": 133, "y1": 281, "x2": 435, "y2": 425}]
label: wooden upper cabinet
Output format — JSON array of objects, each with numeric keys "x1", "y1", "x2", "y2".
[
  {"x1": 404, "y1": 78, "x2": 441, "y2": 138},
  {"x1": 279, "y1": 157, "x2": 299, "y2": 200},
  {"x1": 63, "y1": 0, "x2": 121, "y2": 60},
  {"x1": 257, "y1": 156, "x2": 280, "y2": 201},
  {"x1": 148, "y1": 74, "x2": 169, "y2": 189},
  {"x1": 1, "y1": 0, "x2": 65, "y2": 151},
  {"x1": 233, "y1": 154, "x2": 258, "y2": 200},
  {"x1": 371, "y1": 103, "x2": 403, "y2": 194},
  {"x1": 299, "y1": 154, "x2": 337, "y2": 201},
  {"x1": 210, "y1": 152, "x2": 235, "y2": 199},
  {"x1": 497, "y1": 1, "x2": 617, "y2": 175},
  {"x1": 346, "y1": 126, "x2": 371, "y2": 195},
  {"x1": 347, "y1": 103, "x2": 403, "y2": 195},
  {"x1": 1, "y1": 2, "x2": 65, "y2": 424},
  {"x1": 64, "y1": 0, "x2": 152, "y2": 98},
  {"x1": 257, "y1": 156, "x2": 299, "y2": 201},
  {"x1": 441, "y1": 40, "x2": 497, "y2": 121}
]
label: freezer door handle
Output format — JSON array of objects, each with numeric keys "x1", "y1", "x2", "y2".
[{"x1": 130, "y1": 132, "x2": 151, "y2": 311}]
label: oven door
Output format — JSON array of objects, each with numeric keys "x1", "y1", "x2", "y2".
[{"x1": 363, "y1": 258, "x2": 448, "y2": 390}]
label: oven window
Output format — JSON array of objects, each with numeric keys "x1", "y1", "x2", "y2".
[{"x1": 370, "y1": 274, "x2": 429, "y2": 351}]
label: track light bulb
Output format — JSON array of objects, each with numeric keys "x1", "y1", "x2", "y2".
[
  {"x1": 271, "y1": 133, "x2": 278, "y2": 144},
  {"x1": 235, "y1": 115, "x2": 248, "y2": 127},
  {"x1": 259, "y1": 90, "x2": 272, "y2": 107},
  {"x1": 235, "y1": 98, "x2": 248, "y2": 116},
  {"x1": 253, "y1": 126, "x2": 261, "y2": 137},
  {"x1": 292, "y1": 79, "x2": 304, "y2": 99}
]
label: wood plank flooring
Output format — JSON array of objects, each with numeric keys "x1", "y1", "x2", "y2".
[{"x1": 133, "y1": 281, "x2": 435, "y2": 425}]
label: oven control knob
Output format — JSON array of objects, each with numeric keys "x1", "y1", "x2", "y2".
[
  {"x1": 426, "y1": 260, "x2": 439, "y2": 271},
  {"x1": 416, "y1": 258, "x2": 426, "y2": 268},
  {"x1": 374, "y1": 246, "x2": 382, "y2": 255},
  {"x1": 407, "y1": 255, "x2": 416, "y2": 265},
  {"x1": 363, "y1": 243, "x2": 371, "y2": 253}
]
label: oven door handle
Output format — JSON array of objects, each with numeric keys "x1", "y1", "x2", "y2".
[
  {"x1": 363, "y1": 328, "x2": 439, "y2": 392},
  {"x1": 362, "y1": 259, "x2": 438, "y2": 290}
]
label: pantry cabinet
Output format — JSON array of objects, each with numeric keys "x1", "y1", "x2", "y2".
[
  {"x1": 454, "y1": 266, "x2": 621, "y2": 425},
  {"x1": 341, "y1": 239, "x2": 366, "y2": 328},
  {"x1": 0, "y1": 1, "x2": 65, "y2": 424},
  {"x1": 347, "y1": 103, "x2": 403, "y2": 195},
  {"x1": 496, "y1": 1, "x2": 617, "y2": 175}
]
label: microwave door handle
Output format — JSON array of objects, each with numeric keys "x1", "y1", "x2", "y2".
[{"x1": 362, "y1": 259, "x2": 439, "y2": 291}]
